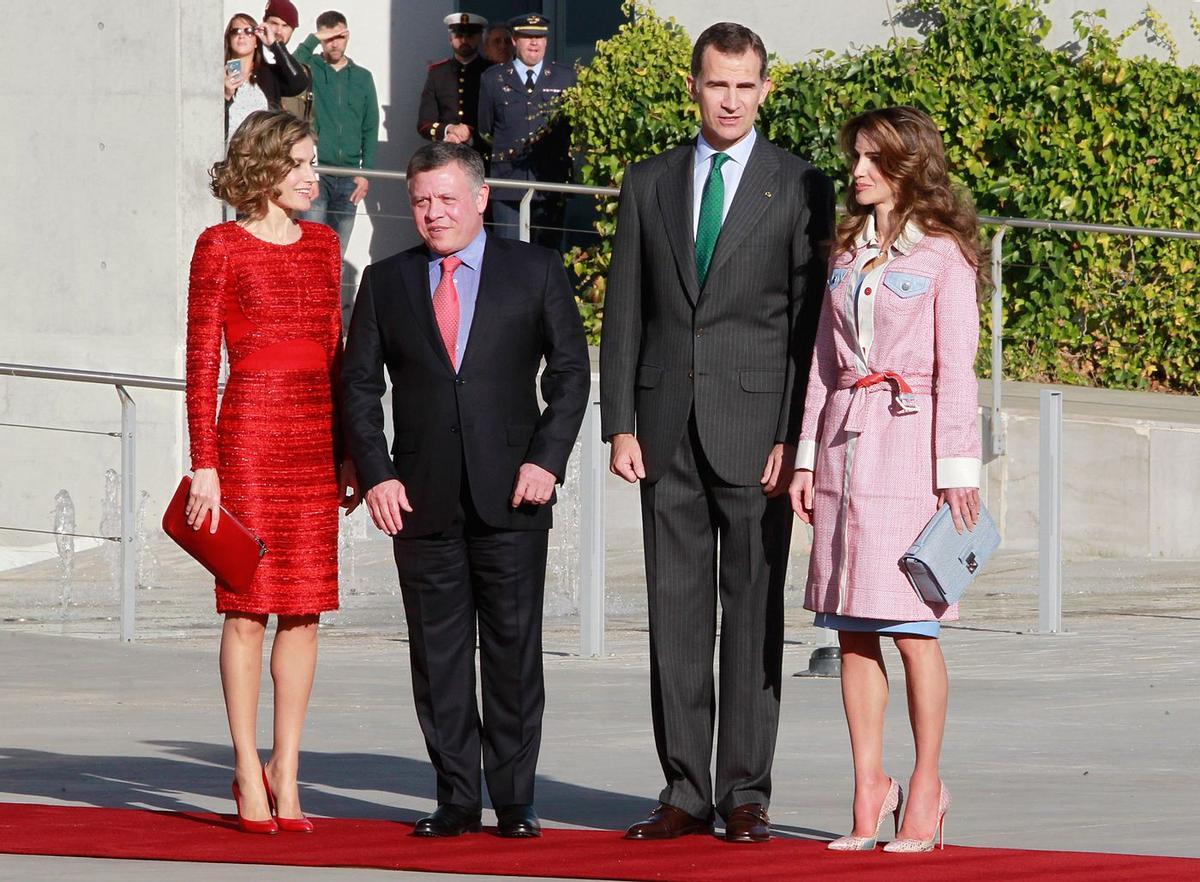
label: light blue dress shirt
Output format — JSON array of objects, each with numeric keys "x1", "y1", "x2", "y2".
[
  {"x1": 692, "y1": 127, "x2": 758, "y2": 237},
  {"x1": 427, "y1": 227, "x2": 487, "y2": 369},
  {"x1": 511, "y1": 57, "x2": 545, "y2": 85}
]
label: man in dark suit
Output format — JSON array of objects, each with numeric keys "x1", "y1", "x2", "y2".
[
  {"x1": 417, "y1": 12, "x2": 491, "y2": 158},
  {"x1": 599, "y1": 22, "x2": 834, "y2": 843},
  {"x1": 342, "y1": 142, "x2": 590, "y2": 839},
  {"x1": 476, "y1": 13, "x2": 575, "y2": 246}
]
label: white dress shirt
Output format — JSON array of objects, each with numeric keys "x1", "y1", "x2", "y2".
[{"x1": 692, "y1": 127, "x2": 758, "y2": 237}]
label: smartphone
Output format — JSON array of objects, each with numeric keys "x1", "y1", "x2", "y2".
[{"x1": 226, "y1": 59, "x2": 242, "y2": 77}]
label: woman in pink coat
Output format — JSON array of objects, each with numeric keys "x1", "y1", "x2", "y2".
[{"x1": 789, "y1": 106, "x2": 985, "y2": 853}]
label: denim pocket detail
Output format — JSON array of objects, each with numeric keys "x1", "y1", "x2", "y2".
[{"x1": 882, "y1": 271, "x2": 933, "y2": 299}]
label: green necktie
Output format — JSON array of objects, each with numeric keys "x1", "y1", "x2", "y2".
[{"x1": 695, "y1": 152, "x2": 731, "y2": 286}]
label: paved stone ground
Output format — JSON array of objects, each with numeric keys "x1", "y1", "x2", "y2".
[{"x1": 2, "y1": 491, "x2": 1199, "y2": 880}]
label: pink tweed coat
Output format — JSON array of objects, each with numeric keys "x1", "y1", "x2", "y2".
[{"x1": 796, "y1": 221, "x2": 981, "y2": 622}]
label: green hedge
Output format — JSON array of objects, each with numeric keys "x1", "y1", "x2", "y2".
[{"x1": 564, "y1": 0, "x2": 1200, "y2": 393}]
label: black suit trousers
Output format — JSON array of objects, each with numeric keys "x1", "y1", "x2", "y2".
[
  {"x1": 393, "y1": 471, "x2": 549, "y2": 809},
  {"x1": 640, "y1": 414, "x2": 791, "y2": 820}
]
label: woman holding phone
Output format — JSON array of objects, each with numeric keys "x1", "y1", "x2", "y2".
[
  {"x1": 186, "y1": 110, "x2": 358, "y2": 833},
  {"x1": 224, "y1": 13, "x2": 309, "y2": 139},
  {"x1": 789, "y1": 106, "x2": 984, "y2": 853}
]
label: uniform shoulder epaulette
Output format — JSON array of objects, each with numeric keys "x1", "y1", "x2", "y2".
[{"x1": 428, "y1": 58, "x2": 450, "y2": 71}]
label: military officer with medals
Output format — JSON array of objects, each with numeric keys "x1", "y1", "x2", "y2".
[
  {"x1": 418, "y1": 13, "x2": 491, "y2": 157},
  {"x1": 477, "y1": 12, "x2": 575, "y2": 247}
]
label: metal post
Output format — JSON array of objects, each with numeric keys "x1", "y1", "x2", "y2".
[
  {"x1": 518, "y1": 187, "x2": 534, "y2": 243},
  {"x1": 1038, "y1": 389, "x2": 1063, "y2": 634},
  {"x1": 116, "y1": 385, "x2": 137, "y2": 641},
  {"x1": 578, "y1": 377, "x2": 605, "y2": 657},
  {"x1": 990, "y1": 227, "x2": 1007, "y2": 456},
  {"x1": 796, "y1": 626, "x2": 841, "y2": 678}
]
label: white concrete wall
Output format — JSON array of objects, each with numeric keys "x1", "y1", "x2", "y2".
[
  {"x1": 979, "y1": 383, "x2": 1200, "y2": 557},
  {"x1": 651, "y1": 0, "x2": 1200, "y2": 66},
  {"x1": 0, "y1": 1, "x2": 223, "y2": 549}
]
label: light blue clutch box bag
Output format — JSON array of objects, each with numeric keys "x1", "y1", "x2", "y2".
[{"x1": 900, "y1": 503, "x2": 1001, "y2": 605}]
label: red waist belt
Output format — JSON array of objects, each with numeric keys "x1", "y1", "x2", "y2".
[{"x1": 839, "y1": 371, "x2": 932, "y2": 433}]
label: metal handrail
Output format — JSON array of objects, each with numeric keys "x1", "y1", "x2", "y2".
[
  {"x1": 977, "y1": 216, "x2": 1200, "y2": 240},
  {"x1": 320, "y1": 163, "x2": 1200, "y2": 240},
  {"x1": 316, "y1": 164, "x2": 621, "y2": 197},
  {"x1": 0, "y1": 363, "x2": 142, "y2": 641},
  {"x1": 1, "y1": 363, "x2": 186, "y2": 391}
]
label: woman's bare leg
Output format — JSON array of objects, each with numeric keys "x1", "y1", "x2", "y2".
[
  {"x1": 220, "y1": 611, "x2": 270, "y2": 820},
  {"x1": 838, "y1": 630, "x2": 895, "y2": 836},
  {"x1": 893, "y1": 635, "x2": 948, "y2": 840},
  {"x1": 265, "y1": 614, "x2": 319, "y2": 819}
]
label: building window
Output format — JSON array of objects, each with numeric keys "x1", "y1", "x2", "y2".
[{"x1": 462, "y1": 0, "x2": 626, "y2": 65}]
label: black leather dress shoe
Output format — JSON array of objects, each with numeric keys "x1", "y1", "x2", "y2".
[
  {"x1": 496, "y1": 804, "x2": 541, "y2": 838},
  {"x1": 413, "y1": 804, "x2": 483, "y2": 837},
  {"x1": 723, "y1": 803, "x2": 771, "y2": 843},
  {"x1": 625, "y1": 804, "x2": 714, "y2": 840}
]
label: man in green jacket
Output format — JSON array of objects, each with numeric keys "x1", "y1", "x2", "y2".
[{"x1": 296, "y1": 10, "x2": 379, "y2": 324}]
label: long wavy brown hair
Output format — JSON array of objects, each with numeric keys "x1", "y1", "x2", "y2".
[
  {"x1": 225, "y1": 13, "x2": 265, "y2": 86},
  {"x1": 210, "y1": 110, "x2": 314, "y2": 218},
  {"x1": 835, "y1": 106, "x2": 988, "y2": 293}
]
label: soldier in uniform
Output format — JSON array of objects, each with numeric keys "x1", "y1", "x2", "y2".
[
  {"x1": 418, "y1": 13, "x2": 491, "y2": 158},
  {"x1": 477, "y1": 13, "x2": 576, "y2": 247}
]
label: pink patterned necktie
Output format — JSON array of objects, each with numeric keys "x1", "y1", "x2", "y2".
[{"x1": 432, "y1": 255, "x2": 463, "y2": 368}]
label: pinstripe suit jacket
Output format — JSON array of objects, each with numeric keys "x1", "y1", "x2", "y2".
[{"x1": 600, "y1": 135, "x2": 835, "y2": 485}]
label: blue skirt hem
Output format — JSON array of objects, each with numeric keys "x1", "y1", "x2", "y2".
[{"x1": 814, "y1": 612, "x2": 941, "y2": 638}]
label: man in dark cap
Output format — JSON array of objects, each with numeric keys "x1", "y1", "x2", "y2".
[
  {"x1": 418, "y1": 13, "x2": 491, "y2": 157},
  {"x1": 262, "y1": 1, "x2": 316, "y2": 122},
  {"x1": 476, "y1": 13, "x2": 576, "y2": 247}
]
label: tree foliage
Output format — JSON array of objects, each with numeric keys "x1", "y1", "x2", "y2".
[{"x1": 565, "y1": 0, "x2": 1200, "y2": 393}]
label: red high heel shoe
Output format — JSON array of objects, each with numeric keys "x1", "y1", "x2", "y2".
[
  {"x1": 262, "y1": 767, "x2": 315, "y2": 833},
  {"x1": 231, "y1": 778, "x2": 278, "y2": 834}
]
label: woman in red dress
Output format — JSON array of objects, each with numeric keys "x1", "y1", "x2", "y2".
[{"x1": 185, "y1": 110, "x2": 357, "y2": 833}]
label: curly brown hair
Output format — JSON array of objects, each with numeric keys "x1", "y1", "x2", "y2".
[
  {"x1": 209, "y1": 110, "x2": 314, "y2": 218},
  {"x1": 835, "y1": 106, "x2": 988, "y2": 294}
]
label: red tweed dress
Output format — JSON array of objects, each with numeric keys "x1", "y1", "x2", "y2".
[{"x1": 185, "y1": 221, "x2": 342, "y2": 615}]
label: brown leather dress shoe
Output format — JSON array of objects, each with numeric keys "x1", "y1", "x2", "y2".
[
  {"x1": 724, "y1": 803, "x2": 771, "y2": 843},
  {"x1": 624, "y1": 804, "x2": 713, "y2": 840}
]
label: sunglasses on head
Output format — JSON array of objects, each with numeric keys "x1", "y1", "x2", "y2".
[{"x1": 229, "y1": 26, "x2": 255, "y2": 36}]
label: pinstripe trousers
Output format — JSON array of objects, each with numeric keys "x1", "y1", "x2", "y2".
[{"x1": 640, "y1": 413, "x2": 791, "y2": 820}]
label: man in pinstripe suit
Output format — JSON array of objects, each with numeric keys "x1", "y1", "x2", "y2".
[{"x1": 599, "y1": 22, "x2": 834, "y2": 843}]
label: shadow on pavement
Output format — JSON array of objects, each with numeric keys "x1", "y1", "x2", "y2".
[{"x1": 0, "y1": 741, "x2": 659, "y2": 830}]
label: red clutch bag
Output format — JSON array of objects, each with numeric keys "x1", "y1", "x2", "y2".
[{"x1": 162, "y1": 475, "x2": 266, "y2": 592}]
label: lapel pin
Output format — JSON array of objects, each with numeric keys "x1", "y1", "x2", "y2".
[{"x1": 764, "y1": 191, "x2": 772, "y2": 198}]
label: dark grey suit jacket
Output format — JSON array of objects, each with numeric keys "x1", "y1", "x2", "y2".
[
  {"x1": 599, "y1": 135, "x2": 835, "y2": 486},
  {"x1": 342, "y1": 236, "x2": 590, "y2": 535}
]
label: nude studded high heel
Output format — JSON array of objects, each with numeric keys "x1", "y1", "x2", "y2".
[
  {"x1": 827, "y1": 777, "x2": 902, "y2": 851},
  {"x1": 883, "y1": 782, "x2": 950, "y2": 853}
]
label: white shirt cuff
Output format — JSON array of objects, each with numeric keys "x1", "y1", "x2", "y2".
[
  {"x1": 936, "y1": 457, "x2": 980, "y2": 489},
  {"x1": 796, "y1": 439, "x2": 817, "y2": 471}
]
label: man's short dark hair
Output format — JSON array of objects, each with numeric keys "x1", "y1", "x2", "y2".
[
  {"x1": 407, "y1": 142, "x2": 486, "y2": 193},
  {"x1": 690, "y1": 22, "x2": 769, "y2": 81},
  {"x1": 315, "y1": 10, "x2": 347, "y2": 30}
]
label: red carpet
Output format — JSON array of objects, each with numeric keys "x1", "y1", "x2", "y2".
[{"x1": 1, "y1": 802, "x2": 1196, "y2": 880}]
